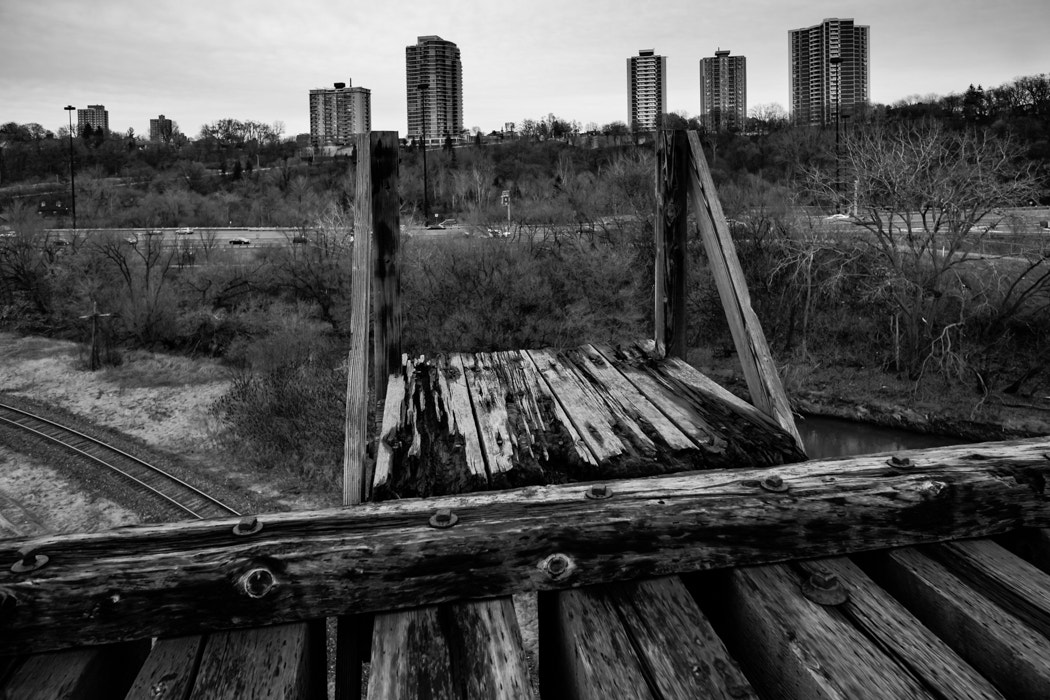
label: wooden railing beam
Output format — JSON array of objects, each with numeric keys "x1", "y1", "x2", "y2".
[
  {"x1": 685, "y1": 132, "x2": 803, "y2": 449},
  {"x1": 2, "y1": 437, "x2": 1048, "y2": 656}
]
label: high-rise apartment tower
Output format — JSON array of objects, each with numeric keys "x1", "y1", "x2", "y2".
[
  {"x1": 77, "y1": 105, "x2": 109, "y2": 135},
  {"x1": 789, "y1": 18, "x2": 869, "y2": 126},
  {"x1": 309, "y1": 81, "x2": 371, "y2": 148},
  {"x1": 406, "y1": 35, "x2": 463, "y2": 145},
  {"x1": 699, "y1": 49, "x2": 747, "y2": 131},
  {"x1": 627, "y1": 49, "x2": 667, "y2": 131},
  {"x1": 149, "y1": 115, "x2": 174, "y2": 142}
]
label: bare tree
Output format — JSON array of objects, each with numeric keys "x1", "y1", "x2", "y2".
[{"x1": 807, "y1": 121, "x2": 1040, "y2": 378}]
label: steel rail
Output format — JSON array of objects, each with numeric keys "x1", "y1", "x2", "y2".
[{"x1": 0, "y1": 402, "x2": 239, "y2": 519}]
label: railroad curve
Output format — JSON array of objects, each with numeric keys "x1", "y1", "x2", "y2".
[{"x1": 0, "y1": 402, "x2": 239, "y2": 520}]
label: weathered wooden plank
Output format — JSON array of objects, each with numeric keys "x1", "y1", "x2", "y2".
[
  {"x1": 868, "y1": 547, "x2": 1050, "y2": 700},
  {"x1": 439, "y1": 355, "x2": 488, "y2": 483},
  {"x1": 686, "y1": 132, "x2": 803, "y2": 448},
  {"x1": 372, "y1": 369, "x2": 409, "y2": 499},
  {"x1": 603, "y1": 577, "x2": 756, "y2": 699},
  {"x1": 367, "y1": 607, "x2": 455, "y2": 699},
  {"x1": 718, "y1": 564, "x2": 933, "y2": 699},
  {"x1": 374, "y1": 356, "x2": 490, "y2": 498},
  {"x1": 538, "y1": 589, "x2": 653, "y2": 700},
  {"x1": 3, "y1": 437, "x2": 1050, "y2": 655},
  {"x1": 590, "y1": 343, "x2": 727, "y2": 454},
  {"x1": 191, "y1": 623, "x2": 316, "y2": 699},
  {"x1": 929, "y1": 538, "x2": 1050, "y2": 639},
  {"x1": 612, "y1": 343, "x2": 806, "y2": 467},
  {"x1": 124, "y1": 637, "x2": 204, "y2": 700},
  {"x1": 1000, "y1": 527, "x2": 1050, "y2": 574},
  {"x1": 526, "y1": 347, "x2": 633, "y2": 465},
  {"x1": 489, "y1": 349, "x2": 595, "y2": 478},
  {"x1": 565, "y1": 346, "x2": 699, "y2": 453},
  {"x1": 2, "y1": 641, "x2": 148, "y2": 700},
  {"x1": 368, "y1": 599, "x2": 533, "y2": 699},
  {"x1": 795, "y1": 557, "x2": 1004, "y2": 699},
  {"x1": 654, "y1": 129, "x2": 690, "y2": 359},
  {"x1": 512, "y1": 349, "x2": 599, "y2": 469},
  {"x1": 459, "y1": 352, "x2": 519, "y2": 487}
]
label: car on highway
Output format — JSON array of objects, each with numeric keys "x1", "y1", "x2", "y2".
[
  {"x1": 175, "y1": 227, "x2": 194, "y2": 235},
  {"x1": 228, "y1": 237, "x2": 251, "y2": 246},
  {"x1": 292, "y1": 234, "x2": 309, "y2": 244},
  {"x1": 124, "y1": 234, "x2": 138, "y2": 245}
]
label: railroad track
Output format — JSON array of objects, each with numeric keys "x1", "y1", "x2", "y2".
[{"x1": 0, "y1": 402, "x2": 238, "y2": 520}]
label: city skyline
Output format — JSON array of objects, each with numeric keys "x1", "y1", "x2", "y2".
[{"x1": 2, "y1": 0, "x2": 1047, "y2": 139}]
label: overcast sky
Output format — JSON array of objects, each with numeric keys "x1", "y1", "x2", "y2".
[{"x1": 2, "y1": 0, "x2": 1047, "y2": 139}]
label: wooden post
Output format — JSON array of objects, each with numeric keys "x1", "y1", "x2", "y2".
[
  {"x1": 654, "y1": 130, "x2": 689, "y2": 359},
  {"x1": 78, "y1": 302, "x2": 112, "y2": 371},
  {"x1": 340, "y1": 131, "x2": 399, "y2": 700},
  {"x1": 685, "y1": 132, "x2": 803, "y2": 449},
  {"x1": 345, "y1": 131, "x2": 400, "y2": 507},
  {"x1": 370, "y1": 132, "x2": 402, "y2": 418}
]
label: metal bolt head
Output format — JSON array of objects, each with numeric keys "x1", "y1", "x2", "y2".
[
  {"x1": 232, "y1": 516, "x2": 263, "y2": 536},
  {"x1": 539, "y1": 553, "x2": 575, "y2": 581},
  {"x1": 11, "y1": 549, "x2": 49, "y2": 574},
  {"x1": 241, "y1": 568, "x2": 276, "y2": 599},
  {"x1": 802, "y1": 570, "x2": 849, "y2": 606},
  {"x1": 759, "y1": 474, "x2": 789, "y2": 493},
  {"x1": 429, "y1": 508, "x2": 458, "y2": 529},
  {"x1": 585, "y1": 484, "x2": 612, "y2": 500},
  {"x1": 886, "y1": 455, "x2": 913, "y2": 470}
]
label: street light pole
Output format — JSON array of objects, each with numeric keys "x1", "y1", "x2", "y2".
[
  {"x1": 64, "y1": 105, "x2": 77, "y2": 230},
  {"x1": 417, "y1": 83, "x2": 430, "y2": 224}
]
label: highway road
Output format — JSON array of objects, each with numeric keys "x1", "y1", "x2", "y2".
[{"x1": 41, "y1": 225, "x2": 473, "y2": 247}]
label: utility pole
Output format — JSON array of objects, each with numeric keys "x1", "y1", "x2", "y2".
[
  {"x1": 79, "y1": 302, "x2": 112, "y2": 370},
  {"x1": 64, "y1": 105, "x2": 78, "y2": 231}
]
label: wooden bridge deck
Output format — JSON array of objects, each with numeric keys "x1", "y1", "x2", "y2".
[{"x1": 3, "y1": 131, "x2": 1050, "y2": 697}]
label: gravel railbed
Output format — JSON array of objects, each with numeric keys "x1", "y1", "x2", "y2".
[{"x1": 0, "y1": 391, "x2": 285, "y2": 526}]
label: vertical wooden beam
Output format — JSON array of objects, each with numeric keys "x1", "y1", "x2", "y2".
[
  {"x1": 345, "y1": 132, "x2": 374, "y2": 508},
  {"x1": 685, "y1": 132, "x2": 803, "y2": 449},
  {"x1": 370, "y1": 131, "x2": 402, "y2": 415},
  {"x1": 654, "y1": 130, "x2": 689, "y2": 359}
]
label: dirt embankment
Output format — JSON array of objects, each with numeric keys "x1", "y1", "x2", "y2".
[{"x1": 0, "y1": 333, "x2": 337, "y2": 534}]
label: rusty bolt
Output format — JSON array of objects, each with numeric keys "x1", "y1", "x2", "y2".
[
  {"x1": 759, "y1": 474, "x2": 789, "y2": 493},
  {"x1": 10, "y1": 549, "x2": 49, "y2": 574},
  {"x1": 429, "y1": 508, "x2": 459, "y2": 529},
  {"x1": 886, "y1": 455, "x2": 913, "y2": 470},
  {"x1": 232, "y1": 516, "x2": 263, "y2": 536},
  {"x1": 585, "y1": 484, "x2": 612, "y2": 500},
  {"x1": 241, "y1": 568, "x2": 276, "y2": 599},
  {"x1": 802, "y1": 569, "x2": 849, "y2": 606},
  {"x1": 539, "y1": 553, "x2": 575, "y2": 581}
]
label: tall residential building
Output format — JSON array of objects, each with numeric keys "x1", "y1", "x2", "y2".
[
  {"x1": 149, "y1": 114, "x2": 174, "y2": 142},
  {"x1": 308, "y1": 80, "x2": 371, "y2": 148},
  {"x1": 627, "y1": 49, "x2": 667, "y2": 131},
  {"x1": 77, "y1": 105, "x2": 109, "y2": 134},
  {"x1": 406, "y1": 35, "x2": 463, "y2": 145},
  {"x1": 699, "y1": 49, "x2": 747, "y2": 131},
  {"x1": 789, "y1": 18, "x2": 870, "y2": 126}
]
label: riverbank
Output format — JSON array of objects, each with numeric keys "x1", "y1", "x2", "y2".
[{"x1": 702, "y1": 355, "x2": 1050, "y2": 443}]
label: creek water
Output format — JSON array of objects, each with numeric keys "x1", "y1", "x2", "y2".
[{"x1": 796, "y1": 414, "x2": 966, "y2": 459}]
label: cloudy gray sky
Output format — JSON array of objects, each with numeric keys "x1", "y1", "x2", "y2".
[{"x1": 2, "y1": 0, "x2": 1046, "y2": 138}]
